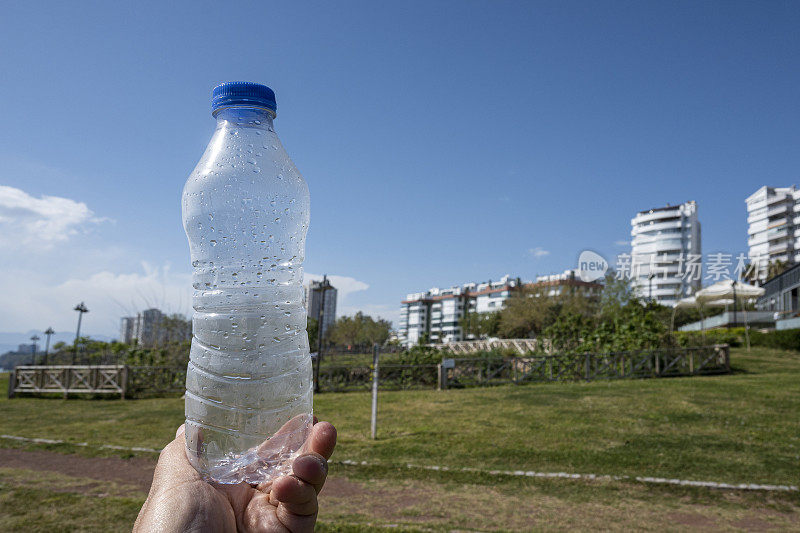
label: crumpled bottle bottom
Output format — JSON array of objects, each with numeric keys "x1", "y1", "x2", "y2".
[{"x1": 186, "y1": 413, "x2": 313, "y2": 485}]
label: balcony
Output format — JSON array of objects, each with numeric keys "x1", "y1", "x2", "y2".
[
  {"x1": 767, "y1": 204, "x2": 791, "y2": 217},
  {"x1": 768, "y1": 228, "x2": 789, "y2": 241},
  {"x1": 633, "y1": 220, "x2": 685, "y2": 235},
  {"x1": 767, "y1": 194, "x2": 792, "y2": 206},
  {"x1": 633, "y1": 210, "x2": 681, "y2": 225},
  {"x1": 632, "y1": 239, "x2": 684, "y2": 255},
  {"x1": 767, "y1": 216, "x2": 788, "y2": 228},
  {"x1": 769, "y1": 241, "x2": 792, "y2": 254}
]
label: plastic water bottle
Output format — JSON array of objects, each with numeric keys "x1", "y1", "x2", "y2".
[{"x1": 181, "y1": 82, "x2": 313, "y2": 484}]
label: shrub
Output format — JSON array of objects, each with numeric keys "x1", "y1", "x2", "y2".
[{"x1": 748, "y1": 329, "x2": 800, "y2": 351}]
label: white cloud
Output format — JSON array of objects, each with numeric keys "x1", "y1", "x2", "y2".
[
  {"x1": 0, "y1": 264, "x2": 386, "y2": 338},
  {"x1": 614, "y1": 240, "x2": 630, "y2": 246},
  {"x1": 303, "y1": 272, "x2": 370, "y2": 300},
  {"x1": 0, "y1": 263, "x2": 191, "y2": 338},
  {"x1": 529, "y1": 247, "x2": 550, "y2": 258},
  {"x1": 0, "y1": 185, "x2": 106, "y2": 250}
]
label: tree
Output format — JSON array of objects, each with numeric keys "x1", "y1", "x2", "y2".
[
  {"x1": 767, "y1": 259, "x2": 790, "y2": 280},
  {"x1": 306, "y1": 317, "x2": 319, "y2": 349},
  {"x1": 327, "y1": 312, "x2": 391, "y2": 347},
  {"x1": 497, "y1": 284, "x2": 595, "y2": 339},
  {"x1": 597, "y1": 272, "x2": 637, "y2": 318},
  {"x1": 460, "y1": 310, "x2": 501, "y2": 339}
]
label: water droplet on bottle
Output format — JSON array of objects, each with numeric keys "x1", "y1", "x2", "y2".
[{"x1": 210, "y1": 240, "x2": 217, "y2": 246}]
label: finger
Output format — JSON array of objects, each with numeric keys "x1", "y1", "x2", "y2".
[
  {"x1": 292, "y1": 453, "x2": 328, "y2": 494},
  {"x1": 175, "y1": 424, "x2": 185, "y2": 439},
  {"x1": 271, "y1": 475, "x2": 318, "y2": 517},
  {"x1": 300, "y1": 421, "x2": 337, "y2": 460}
]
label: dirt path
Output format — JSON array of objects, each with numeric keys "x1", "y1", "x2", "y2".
[
  {"x1": 1, "y1": 448, "x2": 797, "y2": 531},
  {"x1": 0, "y1": 447, "x2": 364, "y2": 501},
  {"x1": 0, "y1": 448, "x2": 157, "y2": 492}
]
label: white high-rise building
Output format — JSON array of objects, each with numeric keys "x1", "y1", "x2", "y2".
[
  {"x1": 630, "y1": 201, "x2": 701, "y2": 306},
  {"x1": 746, "y1": 186, "x2": 799, "y2": 279}
]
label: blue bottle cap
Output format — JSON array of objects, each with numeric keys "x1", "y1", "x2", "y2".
[{"x1": 211, "y1": 82, "x2": 277, "y2": 116}]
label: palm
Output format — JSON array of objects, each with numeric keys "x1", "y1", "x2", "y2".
[{"x1": 135, "y1": 422, "x2": 336, "y2": 533}]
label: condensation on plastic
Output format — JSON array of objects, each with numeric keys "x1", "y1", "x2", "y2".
[{"x1": 181, "y1": 104, "x2": 312, "y2": 484}]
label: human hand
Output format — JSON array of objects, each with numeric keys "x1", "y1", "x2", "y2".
[{"x1": 134, "y1": 420, "x2": 337, "y2": 532}]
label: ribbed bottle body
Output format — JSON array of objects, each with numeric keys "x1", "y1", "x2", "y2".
[{"x1": 181, "y1": 107, "x2": 311, "y2": 484}]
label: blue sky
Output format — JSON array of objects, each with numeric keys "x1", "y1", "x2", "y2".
[{"x1": 1, "y1": 1, "x2": 799, "y2": 340}]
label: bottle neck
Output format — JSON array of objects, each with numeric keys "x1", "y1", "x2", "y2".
[{"x1": 214, "y1": 107, "x2": 275, "y2": 131}]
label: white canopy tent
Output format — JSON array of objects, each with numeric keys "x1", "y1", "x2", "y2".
[
  {"x1": 670, "y1": 296, "x2": 733, "y2": 333},
  {"x1": 695, "y1": 280, "x2": 765, "y2": 303},
  {"x1": 673, "y1": 281, "x2": 765, "y2": 351}
]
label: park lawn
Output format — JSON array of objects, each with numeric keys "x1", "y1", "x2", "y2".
[
  {"x1": 1, "y1": 463, "x2": 797, "y2": 532},
  {"x1": 1, "y1": 347, "x2": 798, "y2": 485},
  {"x1": 0, "y1": 347, "x2": 799, "y2": 530}
]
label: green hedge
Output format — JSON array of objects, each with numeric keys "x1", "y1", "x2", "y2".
[
  {"x1": 674, "y1": 328, "x2": 800, "y2": 351},
  {"x1": 748, "y1": 329, "x2": 800, "y2": 351}
]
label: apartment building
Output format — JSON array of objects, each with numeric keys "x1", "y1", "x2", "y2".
[
  {"x1": 119, "y1": 308, "x2": 191, "y2": 347},
  {"x1": 305, "y1": 279, "x2": 338, "y2": 339},
  {"x1": 746, "y1": 186, "x2": 799, "y2": 279},
  {"x1": 398, "y1": 273, "x2": 603, "y2": 346},
  {"x1": 534, "y1": 270, "x2": 605, "y2": 298},
  {"x1": 630, "y1": 201, "x2": 701, "y2": 306},
  {"x1": 398, "y1": 275, "x2": 520, "y2": 347}
]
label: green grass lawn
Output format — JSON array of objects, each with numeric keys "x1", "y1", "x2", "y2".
[{"x1": 1, "y1": 347, "x2": 799, "y2": 530}]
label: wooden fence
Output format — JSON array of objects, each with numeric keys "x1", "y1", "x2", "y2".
[
  {"x1": 7, "y1": 365, "x2": 185, "y2": 399},
  {"x1": 7, "y1": 365, "x2": 129, "y2": 398},
  {"x1": 438, "y1": 344, "x2": 730, "y2": 389},
  {"x1": 6, "y1": 345, "x2": 730, "y2": 398}
]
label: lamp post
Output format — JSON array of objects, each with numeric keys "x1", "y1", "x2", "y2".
[
  {"x1": 731, "y1": 280, "x2": 737, "y2": 327},
  {"x1": 72, "y1": 302, "x2": 89, "y2": 365},
  {"x1": 30, "y1": 335, "x2": 40, "y2": 365},
  {"x1": 648, "y1": 272, "x2": 655, "y2": 302},
  {"x1": 43, "y1": 327, "x2": 55, "y2": 366}
]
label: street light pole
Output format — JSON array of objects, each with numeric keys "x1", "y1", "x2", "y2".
[
  {"x1": 43, "y1": 327, "x2": 54, "y2": 366},
  {"x1": 30, "y1": 335, "x2": 40, "y2": 365},
  {"x1": 648, "y1": 272, "x2": 655, "y2": 303},
  {"x1": 72, "y1": 302, "x2": 89, "y2": 365},
  {"x1": 731, "y1": 280, "x2": 737, "y2": 327}
]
